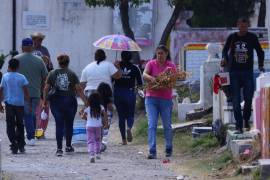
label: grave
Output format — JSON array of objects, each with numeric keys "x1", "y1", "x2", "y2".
[{"x1": 178, "y1": 43, "x2": 221, "y2": 121}]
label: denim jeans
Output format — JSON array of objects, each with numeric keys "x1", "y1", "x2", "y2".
[
  {"x1": 230, "y1": 70, "x2": 254, "y2": 129},
  {"x1": 145, "y1": 97, "x2": 173, "y2": 155},
  {"x1": 5, "y1": 103, "x2": 25, "y2": 149},
  {"x1": 50, "y1": 96, "x2": 77, "y2": 149},
  {"x1": 114, "y1": 87, "x2": 136, "y2": 140},
  {"x1": 24, "y1": 97, "x2": 40, "y2": 140}
]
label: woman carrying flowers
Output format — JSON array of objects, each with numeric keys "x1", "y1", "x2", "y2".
[{"x1": 143, "y1": 45, "x2": 177, "y2": 159}]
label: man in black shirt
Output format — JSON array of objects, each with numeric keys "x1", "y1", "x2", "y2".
[{"x1": 221, "y1": 17, "x2": 265, "y2": 133}]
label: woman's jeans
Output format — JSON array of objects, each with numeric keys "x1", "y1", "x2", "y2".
[
  {"x1": 114, "y1": 87, "x2": 136, "y2": 140},
  {"x1": 145, "y1": 97, "x2": 173, "y2": 155},
  {"x1": 24, "y1": 97, "x2": 40, "y2": 140},
  {"x1": 50, "y1": 96, "x2": 77, "y2": 149},
  {"x1": 230, "y1": 70, "x2": 254, "y2": 129}
]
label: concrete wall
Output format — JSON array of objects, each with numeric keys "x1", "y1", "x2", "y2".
[
  {"x1": 268, "y1": 0, "x2": 270, "y2": 48},
  {"x1": 0, "y1": 0, "x2": 173, "y2": 76}
]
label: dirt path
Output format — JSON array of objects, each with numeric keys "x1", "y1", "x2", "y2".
[{"x1": 0, "y1": 112, "x2": 177, "y2": 180}]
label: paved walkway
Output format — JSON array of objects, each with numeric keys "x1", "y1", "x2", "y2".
[{"x1": 0, "y1": 112, "x2": 176, "y2": 180}]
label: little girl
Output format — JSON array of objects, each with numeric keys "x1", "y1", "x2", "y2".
[
  {"x1": 97, "y1": 83, "x2": 113, "y2": 148},
  {"x1": 82, "y1": 91, "x2": 108, "y2": 163}
]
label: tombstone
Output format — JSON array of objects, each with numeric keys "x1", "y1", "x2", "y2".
[
  {"x1": 213, "y1": 64, "x2": 270, "y2": 125},
  {"x1": 178, "y1": 43, "x2": 221, "y2": 121}
]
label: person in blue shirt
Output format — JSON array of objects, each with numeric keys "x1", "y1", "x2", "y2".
[{"x1": 0, "y1": 59, "x2": 30, "y2": 154}]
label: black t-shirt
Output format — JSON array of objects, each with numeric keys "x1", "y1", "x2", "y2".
[
  {"x1": 113, "y1": 62, "x2": 143, "y2": 89},
  {"x1": 46, "y1": 68, "x2": 79, "y2": 96},
  {"x1": 222, "y1": 32, "x2": 264, "y2": 71}
]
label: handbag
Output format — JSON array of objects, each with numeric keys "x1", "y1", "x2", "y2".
[
  {"x1": 46, "y1": 86, "x2": 57, "y2": 101},
  {"x1": 46, "y1": 70, "x2": 58, "y2": 101}
]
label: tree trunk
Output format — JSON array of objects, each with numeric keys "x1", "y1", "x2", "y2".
[
  {"x1": 158, "y1": 1, "x2": 183, "y2": 46},
  {"x1": 119, "y1": 0, "x2": 140, "y2": 64},
  {"x1": 257, "y1": 0, "x2": 266, "y2": 27}
]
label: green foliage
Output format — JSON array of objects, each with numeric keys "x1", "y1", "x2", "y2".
[
  {"x1": 252, "y1": 168, "x2": 260, "y2": 180},
  {"x1": 211, "y1": 151, "x2": 233, "y2": 171},
  {"x1": 165, "y1": 0, "x2": 255, "y2": 27},
  {"x1": 85, "y1": 0, "x2": 150, "y2": 8},
  {"x1": 175, "y1": 84, "x2": 200, "y2": 103},
  {"x1": 134, "y1": 115, "x2": 148, "y2": 138},
  {"x1": 191, "y1": 133, "x2": 219, "y2": 152},
  {"x1": 185, "y1": 0, "x2": 255, "y2": 27}
]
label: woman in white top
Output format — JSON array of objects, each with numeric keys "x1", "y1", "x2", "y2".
[{"x1": 80, "y1": 49, "x2": 121, "y2": 97}]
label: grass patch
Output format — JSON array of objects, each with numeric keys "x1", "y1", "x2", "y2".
[
  {"x1": 191, "y1": 133, "x2": 219, "y2": 152},
  {"x1": 134, "y1": 116, "x2": 148, "y2": 138},
  {"x1": 212, "y1": 151, "x2": 233, "y2": 170},
  {"x1": 252, "y1": 168, "x2": 260, "y2": 180}
]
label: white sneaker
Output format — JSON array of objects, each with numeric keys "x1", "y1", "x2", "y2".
[
  {"x1": 90, "y1": 156, "x2": 95, "y2": 163},
  {"x1": 26, "y1": 139, "x2": 35, "y2": 146},
  {"x1": 96, "y1": 153, "x2": 101, "y2": 159}
]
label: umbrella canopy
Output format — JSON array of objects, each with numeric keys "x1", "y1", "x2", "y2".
[{"x1": 93, "y1": 34, "x2": 142, "y2": 52}]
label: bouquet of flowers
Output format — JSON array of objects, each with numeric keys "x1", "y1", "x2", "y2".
[{"x1": 145, "y1": 67, "x2": 189, "y2": 90}]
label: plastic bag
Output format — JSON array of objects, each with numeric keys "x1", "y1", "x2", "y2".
[{"x1": 41, "y1": 110, "x2": 48, "y2": 121}]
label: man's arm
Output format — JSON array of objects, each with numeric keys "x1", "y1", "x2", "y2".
[
  {"x1": 253, "y1": 35, "x2": 265, "y2": 71},
  {"x1": 23, "y1": 86, "x2": 30, "y2": 103},
  {"x1": 80, "y1": 82, "x2": 86, "y2": 91},
  {"x1": 0, "y1": 87, "x2": 4, "y2": 112},
  {"x1": 221, "y1": 34, "x2": 233, "y2": 66}
]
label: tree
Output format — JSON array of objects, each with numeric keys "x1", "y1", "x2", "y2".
[
  {"x1": 158, "y1": 1, "x2": 184, "y2": 46},
  {"x1": 85, "y1": 0, "x2": 257, "y2": 62},
  {"x1": 188, "y1": 0, "x2": 255, "y2": 27},
  {"x1": 257, "y1": 0, "x2": 266, "y2": 27},
  {"x1": 85, "y1": 0, "x2": 150, "y2": 64},
  {"x1": 158, "y1": 0, "x2": 256, "y2": 46}
]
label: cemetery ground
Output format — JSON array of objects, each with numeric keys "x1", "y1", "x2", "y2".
[{"x1": 0, "y1": 108, "x2": 254, "y2": 180}]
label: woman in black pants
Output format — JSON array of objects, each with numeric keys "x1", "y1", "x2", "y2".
[
  {"x1": 43, "y1": 54, "x2": 87, "y2": 156},
  {"x1": 114, "y1": 51, "x2": 143, "y2": 145}
]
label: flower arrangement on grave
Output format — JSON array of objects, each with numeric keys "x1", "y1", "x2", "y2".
[{"x1": 145, "y1": 66, "x2": 189, "y2": 90}]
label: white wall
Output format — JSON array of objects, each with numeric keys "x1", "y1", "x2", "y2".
[
  {"x1": 139, "y1": 0, "x2": 173, "y2": 60},
  {"x1": 0, "y1": 0, "x2": 173, "y2": 76},
  {"x1": 267, "y1": 0, "x2": 270, "y2": 45},
  {"x1": 0, "y1": 0, "x2": 12, "y2": 58}
]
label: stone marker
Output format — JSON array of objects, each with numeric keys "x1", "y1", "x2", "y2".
[
  {"x1": 230, "y1": 139, "x2": 253, "y2": 159},
  {"x1": 259, "y1": 159, "x2": 270, "y2": 179},
  {"x1": 241, "y1": 165, "x2": 258, "y2": 175}
]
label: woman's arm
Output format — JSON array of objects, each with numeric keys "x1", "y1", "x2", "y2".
[
  {"x1": 143, "y1": 66, "x2": 155, "y2": 83},
  {"x1": 42, "y1": 83, "x2": 50, "y2": 107},
  {"x1": 75, "y1": 84, "x2": 88, "y2": 106},
  {"x1": 102, "y1": 110, "x2": 109, "y2": 129}
]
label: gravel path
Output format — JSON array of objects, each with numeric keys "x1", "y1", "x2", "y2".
[{"x1": 0, "y1": 112, "x2": 177, "y2": 180}]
